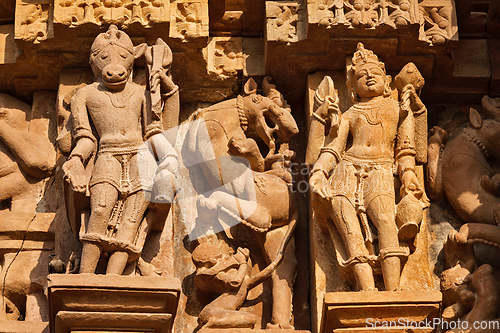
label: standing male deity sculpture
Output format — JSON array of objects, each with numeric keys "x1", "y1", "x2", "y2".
[
  {"x1": 62, "y1": 25, "x2": 178, "y2": 275},
  {"x1": 309, "y1": 43, "x2": 427, "y2": 291}
]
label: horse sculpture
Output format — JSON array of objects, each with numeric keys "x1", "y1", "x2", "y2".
[{"x1": 182, "y1": 76, "x2": 299, "y2": 329}]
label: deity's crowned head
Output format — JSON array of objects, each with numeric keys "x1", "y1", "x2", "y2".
[{"x1": 347, "y1": 43, "x2": 390, "y2": 101}]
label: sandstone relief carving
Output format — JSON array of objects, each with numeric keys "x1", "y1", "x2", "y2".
[
  {"x1": 427, "y1": 101, "x2": 500, "y2": 225},
  {"x1": 440, "y1": 224, "x2": 500, "y2": 332},
  {"x1": 430, "y1": 97, "x2": 500, "y2": 332},
  {"x1": 169, "y1": 0, "x2": 209, "y2": 40},
  {"x1": 0, "y1": 91, "x2": 57, "y2": 321},
  {"x1": 61, "y1": 25, "x2": 178, "y2": 275},
  {"x1": 53, "y1": 0, "x2": 169, "y2": 28},
  {"x1": 309, "y1": 43, "x2": 430, "y2": 292},
  {"x1": 266, "y1": 1, "x2": 306, "y2": 44},
  {"x1": 308, "y1": 0, "x2": 456, "y2": 45},
  {"x1": 14, "y1": 1, "x2": 53, "y2": 44},
  {"x1": 0, "y1": 93, "x2": 56, "y2": 213},
  {"x1": 204, "y1": 37, "x2": 244, "y2": 79},
  {"x1": 183, "y1": 77, "x2": 299, "y2": 329}
]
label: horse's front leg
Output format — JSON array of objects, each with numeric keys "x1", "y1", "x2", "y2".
[{"x1": 263, "y1": 224, "x2": 298, "y2": 329}]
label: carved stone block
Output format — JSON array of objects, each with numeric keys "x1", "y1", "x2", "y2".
[
  {"x1": 47, "y1": 274, "x2": 181, "y2": 333},
  {"x1": 14, "y1": 0, "x2": 53, "y2": 44},
  {"x1": 321, "y1": 291, "x2": 442, "y2": 332},
  {"x1": 53, "y1": 0, "x2": 170, "y2": 28},
  {"x1": 204, "y1": 37, "x2": 243, "y2": 79},
  {"x1": 266, "y1": 1, "x2": 306, "y2": 44},
  {"x1": 419, "y1": 0, "x2": 458, "y2": 46},
  {"x1": 169, "y1": 0, "x2": 209, "y2": 40}
]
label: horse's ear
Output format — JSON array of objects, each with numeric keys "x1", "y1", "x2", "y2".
[
  {"x1": 244, "y1": 78, "x2": 257, "y2": 95},
  {"x1": 470, "y1": 108, "x2": 482, "y2": 129},
  {"x1": 134, "y1": 43, "x2": 148, "y2": 59}
]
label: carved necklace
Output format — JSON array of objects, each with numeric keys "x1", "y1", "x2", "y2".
[
  {"x1": 463, "y1": 129, "x2": 489, "y2": 160},
  {"x1": 351, "y1": 98, "x2": 393, "y2": 125},
  {"x1": 236, "y1": 95, "x2": 248, "y2": 132},
  {"x1": 99, "y1": 82, "x2": 134, "y2": 108}
]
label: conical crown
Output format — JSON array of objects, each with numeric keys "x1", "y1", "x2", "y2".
[
  {"x1": 90, "y1": 25, "x2": 134, "y2": 57},
  {"x1": 351, "y1": 42, "x2": 385, "y2": 72}
]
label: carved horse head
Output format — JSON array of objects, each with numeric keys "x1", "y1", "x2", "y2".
[{"x1": 240, "y1": 77, "x2": 299, "y2": 157}]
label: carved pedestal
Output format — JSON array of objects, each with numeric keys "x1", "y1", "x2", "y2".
[
  {"x1": 48, "y1": 274, "x2": 181, "y2": 333},
  {"x1": 321, "y1": 291, "x2": 442, "y2": 333}
]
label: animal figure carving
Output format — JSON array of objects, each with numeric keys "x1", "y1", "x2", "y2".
[
  {"x1": 440, "y1": 223, "x2": 500, "y2": 332},
  {"x1": 183, "y1": 77, "x2": 299, "y2": 329},
  {"x1": 427, "y1": 102, "x2": 500, "y2": 225}
]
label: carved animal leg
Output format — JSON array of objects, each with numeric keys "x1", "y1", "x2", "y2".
[
  {"x1": 107, "y1": 191, "x2": 150, "y2": 275},
  {"x1": 329, "y1": 197, "x2": 376, "y2": 291},
  {"x1": 366, "y1": 196, "x2": 400, "y2": 291},
  {"x1": 202, "y1": 309, "x2": 259, "y2": 329},
  {"x1": 0, "y1": 169, "x2": 37, "y2": 211},
  {"x1": 80, "y1": 183, "x2": 119, "y2": 274},
  {"x1": 427, "y1": 126, "x2": 448, "y2": 200},
  {"x1": 467, "y1": 264, "x2": 500, "y2": 324},
  {"x1": 263, "y1": 226, "x2": 297, "y2": 329}
]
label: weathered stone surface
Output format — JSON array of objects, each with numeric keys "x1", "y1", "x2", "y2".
[
  {"x1": 322, "y1": 291, "x2": 441, "y2": 333},
  {"x1": 48, "y1": 274, "x2": 181, "y2": 333}
]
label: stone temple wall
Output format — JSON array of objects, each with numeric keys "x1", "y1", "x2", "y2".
[{"x1": 1, "y1": 0, "x2": 500, "y2": 332}]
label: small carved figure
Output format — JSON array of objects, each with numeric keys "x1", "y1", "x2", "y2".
[
  {"x1": 192, "y1": 243, "x2": 258, "y2": 329},
  {"x1": 62, "y1": 25, "x2": 178, "y2": 275},
  {"x1": 48, "y1": 254, "x2": 67, "y2": 274},
  {"x1": 427, "y1": 103, "x2": 500, "y2": 225},
  {"x1": 309, "y1": 43, "x2": 426, "y2": 291}
]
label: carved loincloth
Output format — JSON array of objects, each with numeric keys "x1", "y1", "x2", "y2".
[
  {"x1": 328, "y1": 154, "x2": 396, "y2": 209},
  {"x1": 89, "y1": 146, "x2": 144, "y2": 196}
]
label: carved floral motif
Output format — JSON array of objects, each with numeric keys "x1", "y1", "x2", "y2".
[{"x1": 53, "y1": 0, "x2": 169, "y2": 28}]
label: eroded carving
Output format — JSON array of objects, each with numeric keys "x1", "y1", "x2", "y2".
[
  {"x1": 0, "y1": 93, "x2": 56, "y2": 213},
  {"x1": 14, "y1": 1, "x2": 53, "y2": 44},
  {"x1": 54, "y1": 0, "x2": 169, "y2": 28},
  {"x1": 308, "y1": 0, "x2": 456, "y2": 45},
  {"x1": 184, "y1": 77, "x2": 299, "y2": 329},
  {"x1": 62, "y1": 25, "x2": 178, "y2": 275},
  {"x1": 441, "y1": 224, "x2": 500, "y2": 331},
  {"x1": 169, "y1": 0, "x2": 209, "y2": 40},
  {"x1": 204, "y1": 37, "x2": 244, "y2": 79},
  {"x1": 266, "y1": 1, "x2": 306, "y2": 44},
  {"x1": 309, "y1": 43, "x2": 429, "y2": 291},
  {"x1": 0, "y1": 92, "x2": 56, "y2": 321},
  {"x1": 427, "y1": 101, "x2": 500, "y2": 225}
]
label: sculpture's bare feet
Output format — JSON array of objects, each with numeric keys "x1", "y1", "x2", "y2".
[{"x1": 266, "y1": 322, "x2": 294, "y2": 330}]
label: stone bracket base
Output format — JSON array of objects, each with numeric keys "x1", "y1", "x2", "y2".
[
  {"x1": 48, "y1": 274, "x2": 181, "y2": 333},
  {"x1": 321, "y1": 291, "x2": 442, "y2": 333}
]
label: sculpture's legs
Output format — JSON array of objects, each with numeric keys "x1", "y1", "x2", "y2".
[
  {"x1": 107, "y1": 191, "x2": 150, "y2": 275},
  {"x1": 329, "y1": 196, "x2": 376, "y2": 291},
  {"x1": 263, "y1": 226, "x2": 297, "y2": 329},
  {"x1": 366, "y1": 195, "x2": 400, "y2": 291},
  {"x1": 80, "y1": 183, "x2": 119, "y2": 274}
]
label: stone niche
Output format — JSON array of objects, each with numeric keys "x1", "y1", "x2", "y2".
[{"x1": 1, "y1": 0, "x2": 500, "y2": 332}]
